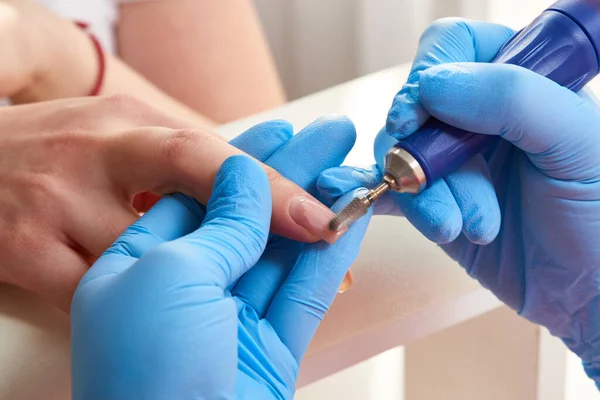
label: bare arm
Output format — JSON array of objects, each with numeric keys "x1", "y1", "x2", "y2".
[
  {"x1": 101, "y1": 56, "x2": 216, "y2": 128},
  {"x1": 4, "y1": 0, "x2": 214, "y2": 128},
  {"x1": 116, "y1": 0, "x2": 286, "y2": 123}
]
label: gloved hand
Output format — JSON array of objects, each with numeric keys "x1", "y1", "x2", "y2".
[
  {"x1": 317, "y1": 18, "x2": 600, "y2": 384},
  {"x1": 71, "y1": 117, "x2": 371, "y2": 399}
]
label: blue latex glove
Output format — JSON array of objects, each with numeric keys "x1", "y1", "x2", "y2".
[
  {"x1": 317, "y1": 19, "x2": 600, "y2": 384},
  {"x1": 71, "y1": 117, "x2": 371, "y2": 399}
]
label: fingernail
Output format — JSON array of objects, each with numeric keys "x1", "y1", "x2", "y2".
[
  {"x1": 338, "y1": 270, "x2": 354, "y2": 293},
  {"x1": 289, "y1": 195, "x2": 346, "y2": 244}
]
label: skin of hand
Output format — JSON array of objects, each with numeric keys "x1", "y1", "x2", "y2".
[
  {"x1": 317, "y1": 19, "x2": 600, "y2": 385},
  {"x1": 71, "y1": 152, "x2": 371, "y2": 398},
  {"x1": 0, "y1": 0, "x2": 214, "y2": 128},
  {"x1": 0, "y1": 95, "x2": 346, "y2": 311},
  {"x1": 117, "y1": 0, "x2": 286, "y2": 123}
]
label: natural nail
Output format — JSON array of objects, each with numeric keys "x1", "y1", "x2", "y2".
[{"x1": 288, "y1": 195, "x2": 346, "y2": 244}]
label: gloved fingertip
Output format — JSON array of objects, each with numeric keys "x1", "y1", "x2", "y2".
[
  {"x1": 316, "y1": 169, "x2": 348, "y2": 205},
  {"x1": 462, "y1": 213, "x2": 501, "y2": 245},
  {"x1": 230, "y1": 119, "x2": 294, "y2": 161},
  {"x1": 291, "y1": 114, "x2": 357, "y2": 165},
  {"x1": 443, "y1": 156, "x2": 501, "y2": 246},
  {"x1": 255, "y1": 119, "x2": 294, "y2": 135},
  {"x1": 311, "y1": 114, "x2": 357, "y2": 145},
  {"x1": 386, "y1": 105, "x2": 423, "y2": 140},
  {"x1": 374, "y1": 128, "x2": 398, "y2": 169},
  {"x1": 386, "y1": 88, "x2": 429, "y2": 139},
  {"x1": 317, "y1": 166, "x2": 381, "y2": 205},
  {"x1": 428, "y1": 219, "x2": 462, "y2": 244}
]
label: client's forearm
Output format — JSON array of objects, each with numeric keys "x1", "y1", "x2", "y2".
[
  {"x1": 100, "y1": 55, "x2": 216, "y2": 129},
  {"x1": 7, "y1": 0, "x2": 215, "y2": 129}
]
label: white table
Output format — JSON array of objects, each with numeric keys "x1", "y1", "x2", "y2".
[{"x1": 3, "y1": 64, "x2": 598, "y2": 399}]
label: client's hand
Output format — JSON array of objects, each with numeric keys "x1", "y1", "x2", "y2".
[{"x1": 0, "y1": 95, "x2": 345, "y2": 310}]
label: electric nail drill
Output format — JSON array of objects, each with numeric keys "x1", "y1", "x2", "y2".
[{"x1": 330, "y1": 0, "x2": 600, "y2": 231}]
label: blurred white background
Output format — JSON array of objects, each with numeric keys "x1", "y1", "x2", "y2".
[
  {"x1": 250, "y1": 0, "x2": 600, "y2": 398},
  {"x1": 254, "y1": 0, "x2": 549, "y2": 100}
]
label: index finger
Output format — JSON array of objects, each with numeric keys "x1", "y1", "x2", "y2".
[
  {"x1": 133, "y1": 120, "x2": 294, "y2": 212},
  {"x1": 103, "y1": 124, "x2": 341, "y2": 244}
]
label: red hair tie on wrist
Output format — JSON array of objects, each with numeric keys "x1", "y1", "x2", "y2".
[{"x1": 74, "y1": 21, "x2": 105, "y2": 96}]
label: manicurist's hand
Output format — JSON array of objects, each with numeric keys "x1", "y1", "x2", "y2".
[
  {"x1": 72, "y1": 149, "x2": 370, "y2": 399},
  {"x1": 318, "y1": 19, "x2": 600, "y2": 386}
]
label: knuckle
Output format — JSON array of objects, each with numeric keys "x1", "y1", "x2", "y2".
[
  {"x1": 99, "y1": 94, "x2": 143, "y2": 111},
  {"x1": 159, "y1": 129, "x2": 202, "y2": 165},
  {"x1": 264, "y1": 167, "x2": 286, "y2": 188},
  {"x1": 16, "y1": 173, "x2": 55, "y2": 201},
  {"x1": 159, "y1": 129, "x2": 224, "y2": 175},
  {"x1": 97, "y1": 94, "x2": 155, "y2": 122},
  {"x1": 47, "y1": 129, "x2": 97, "y2": 152},
  {"x1": 5, "y1": 221, "x2": 40, "y2": 259},
  {"x1": 34, "y1": 131, "x2": 100, "y2": 171},
  {"x1": 97, "y1": 95, "x2": 175, "y2": 127}
]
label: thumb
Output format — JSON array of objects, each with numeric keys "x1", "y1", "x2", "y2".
[
  {"x1": 419, "y1": 62, "x2": 600, "y2": 181},
  {"x1": 171, "y1": 155, "x2": 272, "y2": 288}
]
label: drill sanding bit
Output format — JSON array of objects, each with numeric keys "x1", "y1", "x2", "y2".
[
  {"x1": 329, "y1": 181, "x2": 391, "y2": 232},
  {"x1": 328, "y1": 147, "x2": 427, "y2": 232}
]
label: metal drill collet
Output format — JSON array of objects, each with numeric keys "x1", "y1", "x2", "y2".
[{"x1": 328, "y1": 148, "x2": 426, "y2": 232}]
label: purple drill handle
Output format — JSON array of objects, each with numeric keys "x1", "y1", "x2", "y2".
[{"x1": 396, "y1": 0, "x2": 600, "y2": 187}]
